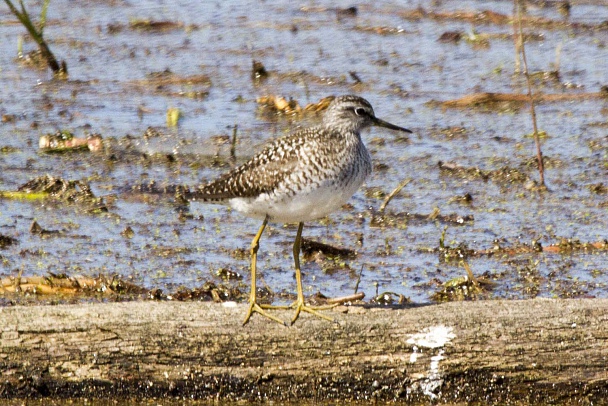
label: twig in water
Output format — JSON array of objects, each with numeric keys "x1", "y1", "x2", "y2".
[
  {"x1": 230, "y1": 125, "x2": 238, "y2": 163},
  {"x1": 512, "y1": 0, "x2": 521, "y2": 73},
  {"x1": 460, "y1": 259, "x2": 479, "y2": 288},
  {"x1": 439, "y1": 225, "x2": 448, "y2": 249},
  {"x1": 553, "y1": 42, "x2": 563, "y2": 73},
  {"x1": 354, "y1": 264, "x2": 364, "y2": 294},
  {"x1": 515, "y1": 0, "x2": 545, "y2": 188},
  {"x1": 13, "y1": 268, "x2": 24, "y2": 290},
  {"x1": 327, "y1": 292, "x2": 365, "y2": 305},
  {"x1": 379, "y1": 178, "x2": 411, "y2": 213}
]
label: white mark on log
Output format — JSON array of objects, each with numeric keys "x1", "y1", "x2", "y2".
[
  {"x1": 409, "y1": 345, "x2": 419, "y2": 363},
  {"x1": 419, "y1": 349, "x2": 445, "y2": 399},
  {"x1": 406, "y1": 325, "x2": 455, "y2": 349},
  {"x1": 222, "y1": 301, "x2": 238, "y2": 308},
  {"x1": 406, "y1": 325, "x2": 455, "y2": 400}
]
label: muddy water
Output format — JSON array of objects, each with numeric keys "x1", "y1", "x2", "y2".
[{"x1": 0, "y1": 1, "x2": 607, "y2": 305}]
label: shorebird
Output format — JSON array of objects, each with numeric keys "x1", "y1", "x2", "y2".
[{"x1": 185, "y1": 95, "x2": 411, "y2": 325}]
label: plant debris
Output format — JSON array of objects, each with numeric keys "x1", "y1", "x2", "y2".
[
  {"x1": 372, "y1": 291, "x2": 410, "y2": 305},
  {"x1": 216, "y1": 268, "x2": 243, "y2": 281},
  {"x1": 437, "y1": 92, "x2": 608, "y2": 109},
  {"x1": 0, "y1": 235, "x2": 18, "y2": 248},
  {"x1": 371, "y1": 209, "x2": 474, "y2": 228},
  {"x1": 39, "y1": 131, "x2": 103, "y2": 152},
  {"x1": 129, "y1": 19, "x2": 186, "y2": 32},
  {"x1": 353, "y1": 25, "x2": 410, "y2": 36},
  {"x1": 420, "y1": 237, "x2": 607, "y2": 259},
  {"x1": 166, "y1": 107, "x2": 181, "y2": 127},
  {"x1": 438, "y1": 161, "x2": 532, "y2": 185},
  {"x1": 169, "y1": 282, "x2": 243, "y2": 302},
  {"x1": 431, "y1": 272, "x2": 494, "y2": 302},
  {"x1": 257, "y1": 95, "x2": 302, "y2": 115},
  {"x1": 0, "y1": 273, "x2": 248, "y2": 305},
  {"x1": 438, "y1": 31, "x2": 463, "y2": 43},
  {"x1": 326, "y1": 291, "x2": 365, "y2": 305},
  {"x1": 398, "y1": 7, "x2": 606, "y2": 31},
  {"x1": 0, "y1": 273, "x2": 147, "y2": 298},
  {"x1": 1, "y1": 175, "x2": 102, "y2": 207},
  {"x1": 129, "y1": 71, "x2": 211, "y2": 99},
  {"x1": 301, "y1": 238, "x2": 357, "y2": 259},
  {"x1": 256, "y1": 95, "x2": 336, "y2": 116},
  {"x1": 29, "y1": 221, "x2": 62, "y2": 237},
  {"x1": 251, "y1": 60, "x2": 269, "y2": 81}
]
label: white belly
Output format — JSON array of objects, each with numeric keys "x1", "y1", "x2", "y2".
[{"x1": 228, "y1": 176, "x2": 365, "y2": 223}]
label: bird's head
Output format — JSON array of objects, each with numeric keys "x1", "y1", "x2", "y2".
[{"x1": 323, "y1": 95, "x2": 412, "y2": 134}]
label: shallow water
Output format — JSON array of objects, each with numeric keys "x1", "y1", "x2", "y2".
[{"x1": 0, "y1": 0, "x2": 607, "y2": 305}]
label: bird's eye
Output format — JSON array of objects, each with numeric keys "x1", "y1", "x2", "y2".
[{"x1": 354, "y1": 107, "x2": 367, "y2": 116}]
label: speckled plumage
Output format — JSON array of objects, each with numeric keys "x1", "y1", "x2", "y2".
[{"x1": 187, "y1": 95, "x2": 409, "y2": 223}]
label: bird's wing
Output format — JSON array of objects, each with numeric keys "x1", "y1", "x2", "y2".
[{"x1": 187, "y1": 129, "x2": 320, "y2": 201}]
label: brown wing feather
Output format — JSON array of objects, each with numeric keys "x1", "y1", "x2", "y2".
[{"x1": 187, "y1": 128, "x2": 319, "y2": 202}]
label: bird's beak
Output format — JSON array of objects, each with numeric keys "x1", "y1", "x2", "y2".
[{"x1": 373, "y1": 117, "x2": 412, "y2": 133}]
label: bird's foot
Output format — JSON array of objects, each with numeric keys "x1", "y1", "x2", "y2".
[
  {"x1": 290, "y1": 299, "x2": 338, "y2": 325},
  {"x1": 243, "y1": 301, "x2": 288, "y2": 326}
]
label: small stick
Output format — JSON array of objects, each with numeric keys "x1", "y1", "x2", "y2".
[
  {"x1": 515, "y1": 0, "x2": 545, "y2": 188},
  {"x1": 439, "y1": 225, "x2": 448, "y2": 249},
  {"x1": 106, "y1": 274, "x2": 117, "y2": 294},
  {"x1": 461, "y1": 260, "x2": 479, "y2": 288},
  {"x1": 379, "y1": 178, "x2": 411, "y2": 213},
  {"x1": 210, "y1": 289, "x2": 222, "y2": 303},
  {"x1": 230, "y1": 125, "x2": 238, "y2": 163},
  {"x1": 13, "y1": 268, "x2": 24, "y2": 290},
  {"x1": 327, "y1": 292, "x2": 365, "y2": 304},
  {"x1": 353, "y1": 264, "x2": 364, "y2": 294},
  {"x1": 554, "y1": 42, "x2": 563, "y2": 73},
  {"x1": 512, "y1": 0, "x2": 521, "y2": 72}
]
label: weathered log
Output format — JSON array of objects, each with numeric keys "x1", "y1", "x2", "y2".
[{"x1": 1, "y1": 299, "x2": 607, "y2": 403}]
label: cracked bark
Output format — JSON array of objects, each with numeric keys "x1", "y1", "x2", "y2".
[{"x1": 1, "y1": 299, "x2": 607, "y2": 403}]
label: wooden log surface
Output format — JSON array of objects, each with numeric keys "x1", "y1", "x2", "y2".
[{"x1": 1, "y1": 299, "x2": 608, "y2": 403}]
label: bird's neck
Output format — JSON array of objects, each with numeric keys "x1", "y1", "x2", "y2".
[{"x1": 322, "y1": 124, "x2": 363, "y2": 142}]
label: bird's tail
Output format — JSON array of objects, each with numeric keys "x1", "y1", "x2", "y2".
[{"x1": 175, "y1": 186, "x2": 231, "y2": 203}]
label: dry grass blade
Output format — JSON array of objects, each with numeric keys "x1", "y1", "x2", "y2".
[
  {"x1": 461, "y1": 260, "x2": 479, "y2": 288},
  {"x1": 379, "y1": 178, "x2": 411, "y2": 213}
]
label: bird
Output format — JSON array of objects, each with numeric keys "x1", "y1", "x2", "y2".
[{"x1": 184, "y1": 95, "x2": 411, "y2": 325}]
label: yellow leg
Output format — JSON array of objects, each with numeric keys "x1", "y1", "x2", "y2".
[
  {"x1": 242, "y1": 216, "x2": 287, "y2": 326},
  {"x1": 290, "y1": 222, "x2": 337, "y2": 325}
]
